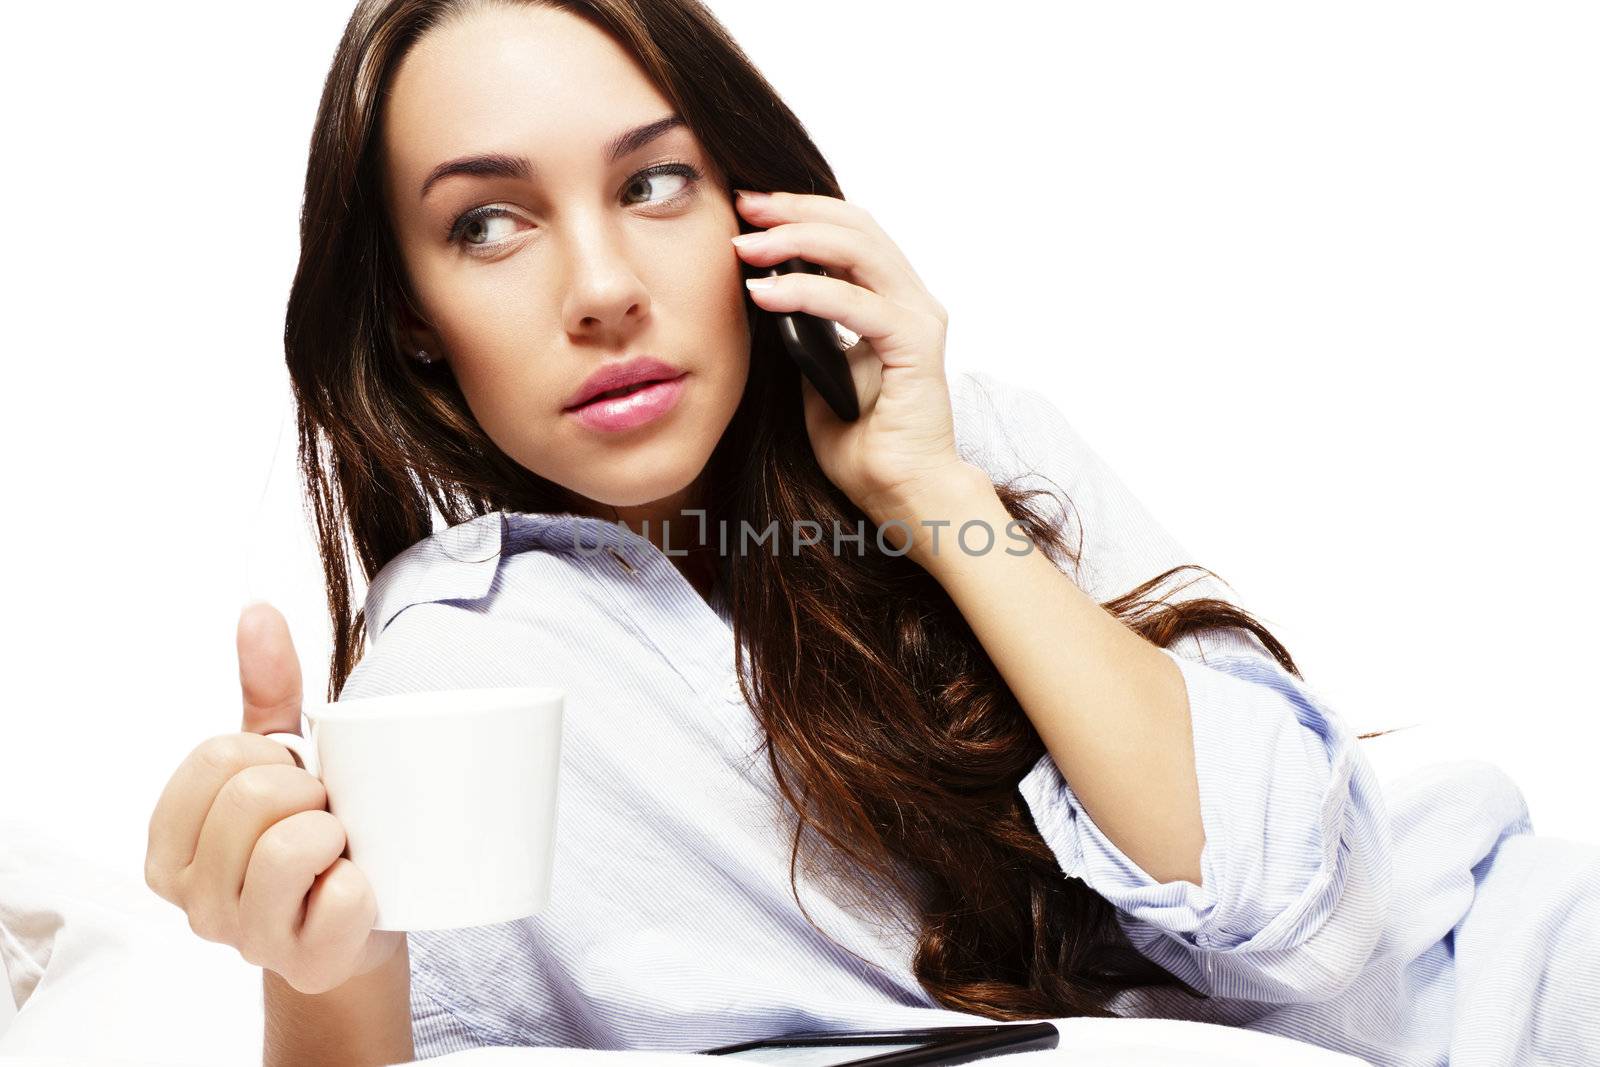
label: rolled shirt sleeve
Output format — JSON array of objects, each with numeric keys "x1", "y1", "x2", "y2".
[
  {"x1": 1017, "y1": 642, "x2": 1393, "y2": 1002},
  {"x1": 950, "y1": 369, "x2": 1393, "y2": 1002}
]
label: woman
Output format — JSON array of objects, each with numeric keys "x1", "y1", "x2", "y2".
[{"x1": 143, "y1": 1, "x2": 1600, "y2": 1065}]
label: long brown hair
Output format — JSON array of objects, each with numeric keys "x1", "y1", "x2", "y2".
[{"x1": 288, "y1": 0, "x2": 1319, "y2": 1021}]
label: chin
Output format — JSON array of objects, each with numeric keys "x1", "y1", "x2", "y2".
[{"x1": 576, "y1": 466, "x2": 706, "y2": 511}]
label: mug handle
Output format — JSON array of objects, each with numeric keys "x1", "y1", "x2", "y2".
[{"x1": 264, "y1": 731, "x2": 319, "y2": 777}]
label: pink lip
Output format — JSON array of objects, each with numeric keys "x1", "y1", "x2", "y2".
[
  {"x1": 566, "y1": 374, "x2": 688, "y2": 432},
  {"x1": 565, "y1": 355, "x2": 685, "y2": 410}
]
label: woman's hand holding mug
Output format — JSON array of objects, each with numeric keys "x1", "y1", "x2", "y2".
[{"x1": 143, "y1": 602, "x2": 403, "y2": 995}]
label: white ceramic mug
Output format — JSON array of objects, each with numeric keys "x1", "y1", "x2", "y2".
[{"x1": 264, "y1": 686, "x2": 564, "y2": 932}]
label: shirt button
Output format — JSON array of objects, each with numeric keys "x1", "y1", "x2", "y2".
[{"x1": 723, "y1": 676, "x2": 745, "y2": 705}]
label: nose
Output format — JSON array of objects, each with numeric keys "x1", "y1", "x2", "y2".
[{"x1": 559, "y1": 215, "x2": 650, "y2": 342}]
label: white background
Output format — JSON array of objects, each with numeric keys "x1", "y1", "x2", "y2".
[{"x1": 3, "y1": 1, "x2": 1594, "y2": 886}]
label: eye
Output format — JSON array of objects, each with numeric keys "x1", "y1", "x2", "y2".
[
  {"x1": 621, "y1": 162, "x2": 702, "y2": 208},
  {"x1": 445, "y1": 161, "x2": 705, "y2": 253},
  {"x1": 448, "y1": 208, "x2": 524, "y2": 249}
]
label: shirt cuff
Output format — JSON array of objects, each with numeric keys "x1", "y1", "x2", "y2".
[{"x1": 1017, "y1": 645, "x2": 1353, "y2": 953}]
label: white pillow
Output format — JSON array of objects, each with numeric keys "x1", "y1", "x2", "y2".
[
  {"x1": 0, "y1": 817, "x2": 264, "y2": 1063},
  {"x1": 0, "y1": 949, "x2": 15, "y2": 1036}
]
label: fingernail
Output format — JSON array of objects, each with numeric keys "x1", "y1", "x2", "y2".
[
  {"x1": 735, "y1": 189, "x2": 769, "y2": 203},
  {"x1": 730, "y1": 232, "x2": 765, "y2": 247},
  {"x1": 745, "y1": 276, "x2": 777, "y2": 290}
]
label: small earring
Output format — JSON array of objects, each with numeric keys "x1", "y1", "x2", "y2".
[{"x1": 414, "y1": 348, "x2": 436, "y2": 365}]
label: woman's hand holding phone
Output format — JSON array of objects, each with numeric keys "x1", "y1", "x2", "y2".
[
  {"x1": 731, "y1": 189, "x2": 975, "y2": 529},
  {"x1": 143, "y1": 602, "x2": 403, "y2": 996}
]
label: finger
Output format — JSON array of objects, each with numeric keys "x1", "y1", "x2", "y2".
[
  {"x1": 745, "y1": 272, "x2": 942, "y2": 363},
  {"x1": 735, "y1": 189, "x2": 897, "y2": 254},
  {"x1": 732, "y1": 221, "x2": 924, "y2": 309},
  {"x1": 238, "y1": 807, "x2": 346, "y2": 964},
  {"x1": 734, "y1": 190, "x2": 929, "y2": 288},
  {"x1": 182, "y1": 762, "x2": 327, "y2": 936},
  {"x1": 239, "y1": 602, "x2": 304, "y2": 737},
  {"x1": 146, "y1": 732, "x2": 300, "y2": 896},
  {"x1": 297, "y1": 858, "x2": 380, "y2": 984}
]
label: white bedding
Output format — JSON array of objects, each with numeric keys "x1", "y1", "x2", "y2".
[{"x1": 0, "y1": 813, "x2": 1375, "y2": 1066}]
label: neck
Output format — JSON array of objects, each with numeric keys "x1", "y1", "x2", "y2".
[{"x1": 568, "y1": 474, "x2": 722, "y2": 600}]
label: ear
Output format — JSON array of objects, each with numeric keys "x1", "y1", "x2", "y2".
[{"x1": 395, "y1": 295, "x2": 446, "y2": 364}]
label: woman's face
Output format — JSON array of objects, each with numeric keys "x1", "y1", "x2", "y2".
[{"x1": 379, "y1": 2, "x2": 750, "y2": 518}]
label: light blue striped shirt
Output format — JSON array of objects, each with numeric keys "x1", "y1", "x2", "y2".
[{"x1": 340, "y1": 370, "x2": 1600, "y2": 1066}]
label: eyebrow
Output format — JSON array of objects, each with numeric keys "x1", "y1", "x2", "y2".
[{"x1": 418, "y1": 113, "x2": 687, "y2": 200}]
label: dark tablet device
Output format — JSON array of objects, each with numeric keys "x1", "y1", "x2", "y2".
[{"x1": 700, "y1": 1022, "x2": 1059, "y2": 1067}]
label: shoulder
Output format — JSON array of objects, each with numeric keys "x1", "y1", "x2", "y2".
[
  {"x1": 344, "y1": 511, "x2": 601, "y2": 703},
  {"x1": 338, "y1": 512, "x2": 514, "y2": 702},
  {"x1": 945, "y1": 370, "x2": 1236, "y2": 624},
  {"x1": 360, "y1": 511, "x2": 508, "y2": 642},
  {"x1": 343, "y1": 510, "x2": 638, "y2": 702},
  {"x1": 948, "y1": 368, "x2": 1097, "y2": 491}
]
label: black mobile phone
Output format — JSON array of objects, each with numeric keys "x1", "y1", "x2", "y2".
[
  {"x1": 700, "y1": 1022, "x2": 1059, "y2": 1067},
  {"x1": 741, "y1": 253, "x2": 861, "y2": 422}
]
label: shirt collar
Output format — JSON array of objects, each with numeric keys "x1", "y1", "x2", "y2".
[{"x1": 360, "y1": 510, "x2": 663, "y2": 639}]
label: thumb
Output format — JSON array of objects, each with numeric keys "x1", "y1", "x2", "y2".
[{"x1": 238, "y1": 601, "x2": 304, "y2": 736}]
